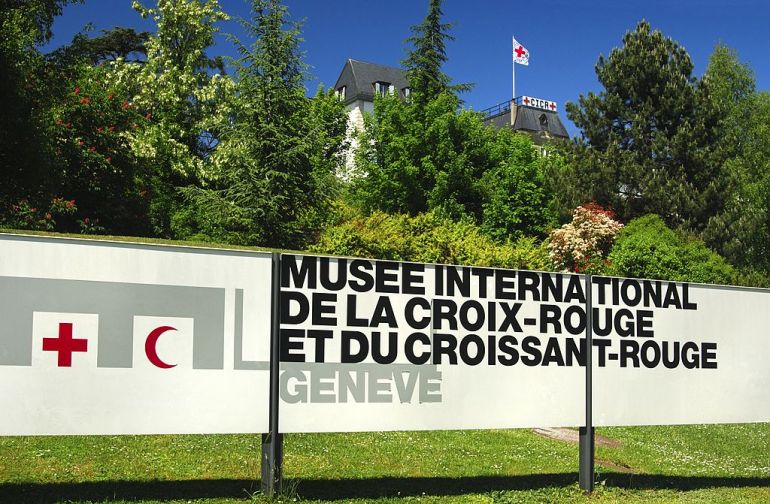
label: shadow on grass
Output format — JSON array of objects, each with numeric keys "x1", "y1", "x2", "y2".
[{"x1": 2, "y1": 473, "x2": 769, "y2": 502}]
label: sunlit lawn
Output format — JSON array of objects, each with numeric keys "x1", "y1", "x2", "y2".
[{"x1": 1, "y1": 424, "x2": 769, "y2": 503}]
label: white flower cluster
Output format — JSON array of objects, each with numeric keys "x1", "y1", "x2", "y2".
[{"x1": 548, "y1": 204, "x2": 623, "y2": 272}]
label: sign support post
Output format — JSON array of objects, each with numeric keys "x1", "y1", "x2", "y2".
[
  {"x1": 579, "y1": 273, "x2": 595, "y2": 494},
  {"x1": 261, "y1": 252, "x2": 283, "y2": 496}
]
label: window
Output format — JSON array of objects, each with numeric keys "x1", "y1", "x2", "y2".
[
  {"x1": 336, "y1": 85, "x2": 346, "y2": 100},
  {"x1": 539, "y1": 113, "x2": 549, "y2": 130},
  {"x1": 402, "y1": 87, "x2": 411, "y2": 100},
  {"x1": 374, "y1": 81, "x2": 393, "y2": 96}
]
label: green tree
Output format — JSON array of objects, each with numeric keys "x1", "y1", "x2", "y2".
[
  {"x1": 49, "y1": 63, "x2": 152, "y2": 235},
  {"x1": 480, "y1": 129, "x2": 556, "y2": 242},
  {"x1": 701, "y1": 46, "x2": 770, "y2": 274},
  {"x1": 115, "y1": 0, "x2": 232, "y2": 235},
  {"x1": 563, "y1": 21, "x2": 726, "y2": 231},
  {"x1": 353, "y1": 92, "x2": 553, "y2": 241},
  {"x1": 352, "y1": 0, "x2": 553, "y2": 242},
  {"x1": 48, "y1": 27, "x2": 150, "y2": 68},
  {"x1": 402, "y1": 0, "x2": 468, "y2": 109},
  {"x1": 608, "y1": 214, "x2": 737, "y2": 285},
  {"x1": 0, "y1": 0, "x2": 80, "y2": 214},
  {"x1": 179, "y1": 0, "x2": 346, "y2": 248}
]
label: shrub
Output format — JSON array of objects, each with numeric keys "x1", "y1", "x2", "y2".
[
  {"x1": 310, "y1": 210, "x2": 554, "y2": 271},
  {"x1": 548, "y1": 203, "x2": 623, "y2": 273},
  {"x1": 607, "y1": 214, "x2": 737, "y2": 285}
]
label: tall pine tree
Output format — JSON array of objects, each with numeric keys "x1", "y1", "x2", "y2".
[
  {"x1": 562, "y1": 21, "x2": 726, "y2": 231},
  {"x1": 181, "y1": 0, "x2": 346, "y2": 247},
  {"x1": 402, "y1": 0, "x2": 469, "y2": 109}
]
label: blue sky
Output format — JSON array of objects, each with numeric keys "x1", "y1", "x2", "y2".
[{"x1": 46, "y1": 0, "x2": 770, "y2": 137}]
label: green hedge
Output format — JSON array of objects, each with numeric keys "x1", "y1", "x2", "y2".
[
  {"x1": 310, "y1": 211, "x2": 554, "y2": 271},
  {"x1": 607, "y1": 214, "x2": 737, "y2": 285}
]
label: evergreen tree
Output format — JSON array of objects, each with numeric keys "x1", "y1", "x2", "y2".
[
  {"x1": 180, "y1": 0, "x2": 346, "y2": 247},
  {"x1": 701, "y1": 47, "x2": 770, "y2": 274},
  {"x1": 48, "y1": 27, "x2": 150, "y2": 68},
  {"x1": 563, "y1": 21, "x2": 726, "y2": 231},
  {"x1": 402, "y1": 0, "x2": 469, "y2": 109}
]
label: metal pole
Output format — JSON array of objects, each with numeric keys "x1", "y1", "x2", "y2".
[
  {"x1": 512, "y1": 36, "x2": 516, "y2": 102},
  {"x1": 261, "y1": 252, "x2": 283, "y2": 496},
  {"x1": 579, "y1": 273, "x2": 595, "y2": 493}
]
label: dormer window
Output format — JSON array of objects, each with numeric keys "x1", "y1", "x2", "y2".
[
  {"x1": 539, "y1": 113, "x2": 549, "y2": 130},
  {"x1": 374, "y1": 81, "x2": 393, "y2": 96},
  {"x1": 336, "y1": 85, "x2": 346, "y2": 100},
  {"x1": 402, "y1": 87, "x2": 411, "y2": 100}
]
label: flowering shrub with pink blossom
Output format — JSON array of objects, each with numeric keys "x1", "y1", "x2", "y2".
[{"x1": 548, "y1": 203, "x2": 623, "y2": 273}]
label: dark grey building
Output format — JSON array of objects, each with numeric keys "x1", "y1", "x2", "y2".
[
  {"x1": 480, "y1": 97, "x2": 570, "y2": 145},
  {"x1": 334, "y1": 59, "x2": 411, "y2": 106}
]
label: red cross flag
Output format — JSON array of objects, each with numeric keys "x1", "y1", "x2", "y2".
[{"x1": 513, "y1": 37, "x2": 529, "y2": 66}]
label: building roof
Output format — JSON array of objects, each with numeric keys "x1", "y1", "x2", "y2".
[
  {"x1": 512, "y1": 106, "x2": 570, "y2": 139},
  {"x1": 334, "y1": 59, "x2": 410, "y2": 104}
]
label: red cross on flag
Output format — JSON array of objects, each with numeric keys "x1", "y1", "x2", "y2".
[{"x1": 513, "y1": 37, "x2": 529, "y2": 66}]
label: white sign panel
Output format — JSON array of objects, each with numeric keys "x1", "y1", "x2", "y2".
[
  {"x1": 4, "y1": 242, "x2": 768, "y2": 436},
  {"x1": 0, "y1": 234, "x2": 272, "y2": 435},
  {"x1": 278, "y1": 255, "x2": 585, "y2": 433},
  {"x1": 592, "y1": 279, "x2": 770, "y2": 426},
  {"x1": 521, "y1": 95, "x2": 557, "y2": 112}
]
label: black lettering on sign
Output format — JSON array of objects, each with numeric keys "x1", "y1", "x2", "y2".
[
  {"x1": 370, "y1": 296, "x2": 397, "y2": 327},
  {"x1": 447, "y1": 266, "x2": 470, "y2": 297},
  {"x1": 341, "y1": 330, "x2": 369, "y2": 363},
  {"x1": 372, "y1": 331, "x2": 398, "y2": 364},
  {"x1": 564, "y1": 275, "x2": 586, "y2": 303},
  {"x1": 498, "y1": 302, "x2": 522, "y2": 332},
  {"x1": 471, "y1": 267, "x2": 494, "y2": 298},
  {"x1": 432, "y1": 299, "x2": 458, "y2": 331},
  {"x1": 542, "y1": 337, "x2": 565, "y2": 366},
  {"x1": 375, "y1": 261, "x2": 400, "y2": 293},
  {"x1": 281, "y1": 291, "x2": 309, "y2": 324},
  {"x1": 282, "y1": 255, "x2": 316, "y2": 289},
  {"x1": 520, "y1": 336, "x2": 542, "y2": 366},
  {"x1": 320, "y1": 257, "x2": 346, "y2": 290},
  {"x1": 540, "y1": 304, "x2": 561, "y2": 334},
  {"x1": 312, "y1": 293, "x2": 337, "y2": 326},
  {"x1": 495, "y1": 269, "x2": 516, "y2": 300},
  {"x1": 402, "y1": 263, "x2": 425, "y2": 295},
  {"x1": 346, "y1": 294, "x2": 367, "y2": 327},
  {"x1": 405, "y1": 297, "x2": 431, "y2": 329},
  {"x1": 459, "y1": 300, "x2": 485, "y2": 331},
  {"x1": 564, "y1": 305, "x2": 586, "y2": 335},
  {"x1": 307, "y1": 329, "x2": 333, "y2": 362},
  {"x1": 518, "y1": 270, "x2": 540, "y2": 301},
  {"x1": 459, "y1": 334, "x2": 485, "y2": 365},
  {"x1": 433, "y1": 333, "x2": 458, "y2": 365},
  {"x1": 497, "y1": 335, "x2": 519, "y2": 365},
  {"x1": 280, "y1": 328, "x2": 305, "y2": 362},
  {"x1": 349, "y1": 259, "x2": 374, "y2": 292},
  {"x1": 701, "y1": 342, "x2": 717, "y2": 368},
  {"x1": 405, "y1": 332, "x2": 431, "y2": 364}
]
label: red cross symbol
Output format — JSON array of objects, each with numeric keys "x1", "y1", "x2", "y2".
[
  {"x1": 515, "y1": 45, "x2": 526, "y2": 58},
  {"x1": 549, "y1": 102, "x2": 556, "y2": 110},
  {"x1": 523, "y1": 97, "x2": 530, "y2": 105},
  {"x1": 42, "y1": 322, "x2": 88, "y2": 367}
]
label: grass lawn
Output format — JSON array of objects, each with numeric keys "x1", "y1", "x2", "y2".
[{"x1": 1, "y1": 425, "x2": 769, "y2": 503}]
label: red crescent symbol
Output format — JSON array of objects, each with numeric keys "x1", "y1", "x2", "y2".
[{"x1": 145, "y1": 325, "x2": 177, "y2": 369}]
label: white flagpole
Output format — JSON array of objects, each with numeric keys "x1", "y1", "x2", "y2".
[{"x1": 512, "y1": 36, "x2": 516, "y2": 104}]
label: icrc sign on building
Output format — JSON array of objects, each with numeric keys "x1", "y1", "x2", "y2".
[{"x1": 1, "y1": 233, "x2": 769, "y2": 437}]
